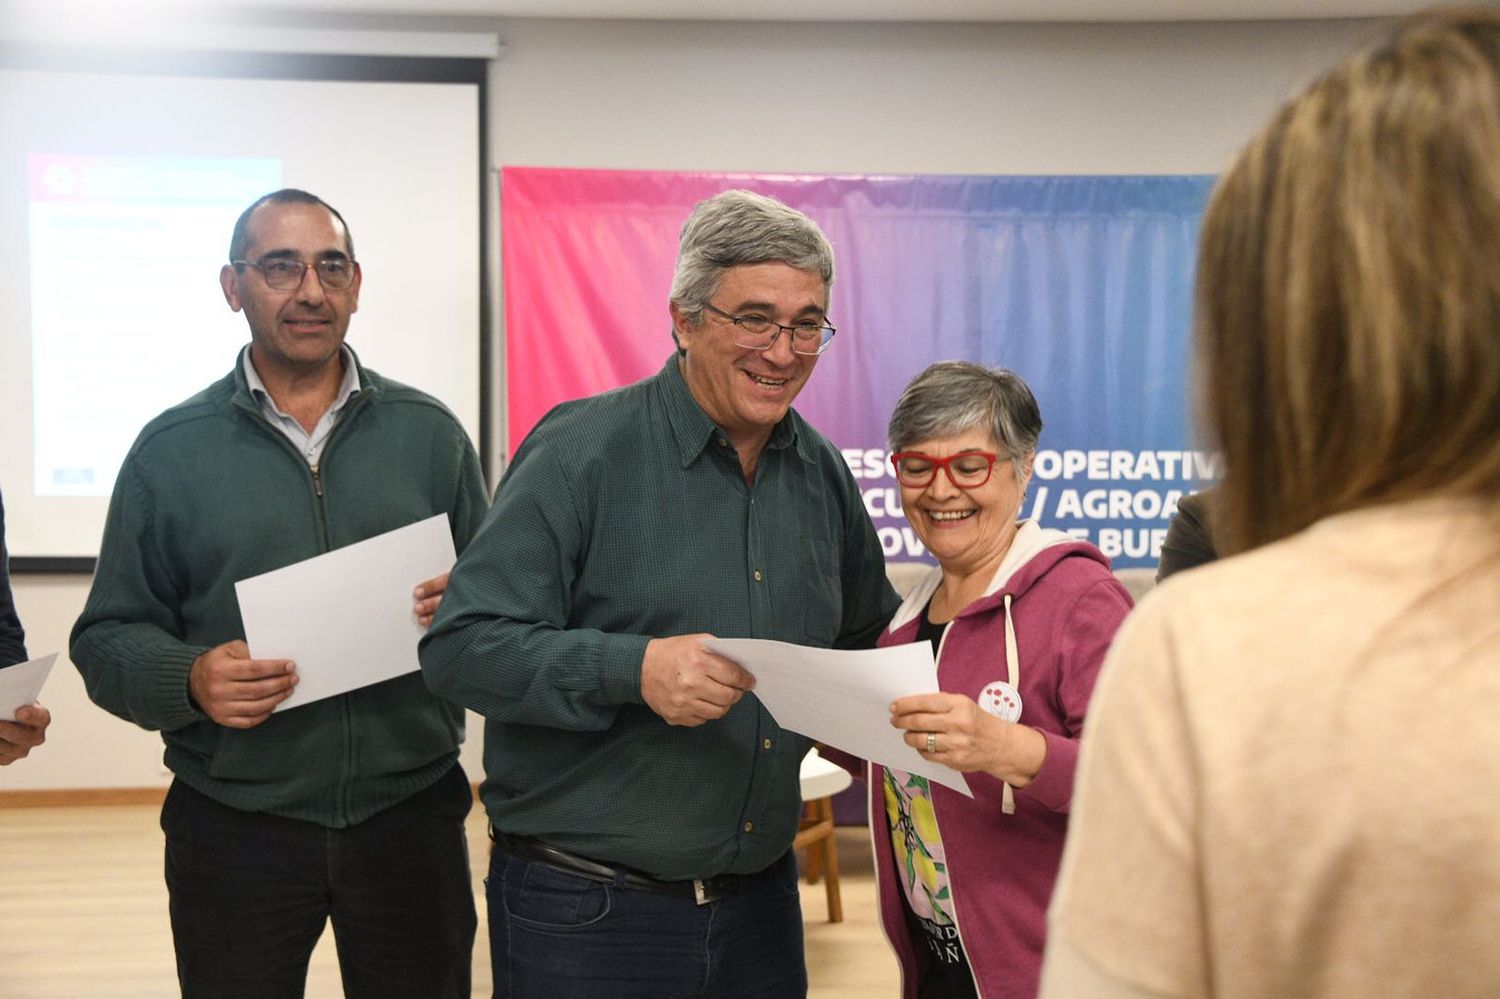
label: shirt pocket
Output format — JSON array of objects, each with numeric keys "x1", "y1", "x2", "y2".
[{"x1": 798, "y1": 536, "x2": 843, "y2": 646}]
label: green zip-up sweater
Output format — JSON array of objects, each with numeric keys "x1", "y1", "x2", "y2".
[{"x1": 71, "y1": 352, "x2": 488, "y2": 828}]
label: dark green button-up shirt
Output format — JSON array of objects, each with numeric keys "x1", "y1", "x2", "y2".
[{"x1": 421, "y1": 356, "x2": 899, "y2": 879}]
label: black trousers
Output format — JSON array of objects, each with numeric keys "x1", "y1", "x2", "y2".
[{"x1": 161, "y1": 764, "x2": 477, "y2": 999}]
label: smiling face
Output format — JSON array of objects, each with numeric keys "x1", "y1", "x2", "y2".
[
  {"x1": 219, "y1": 200, "x2": 360, "y2": 380},
  {"x1": 671, "y1": 261, "x2": 826, "y2": 457},
  {"x1": 898, "y1": 430, "x2": 1032, "y2": 575}
]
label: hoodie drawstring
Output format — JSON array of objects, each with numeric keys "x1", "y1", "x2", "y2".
[{"x1": 1002, "y1": 592, "x2": 1018, "y2": 815}]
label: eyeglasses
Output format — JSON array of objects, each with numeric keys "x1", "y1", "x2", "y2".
[
  {"x1": 890, "y1": 451, "x2": 999, "y2": 489},
  {"x1": 233, "y1": 256, "x2": 358, "y2": 291},
  {"x1": 702, "y1": 302, "x2": 837, "y2": 356}
]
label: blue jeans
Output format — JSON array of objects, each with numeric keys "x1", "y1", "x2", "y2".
[
  {"x1": 487, "y1": 839, "x2": 807, "y2": 999},
  {"x1": 161, "y1": 765, "x2": 477, "y2": 998}
]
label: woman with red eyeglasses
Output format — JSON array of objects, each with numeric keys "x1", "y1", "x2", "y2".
[{"x1": 870, "y1": 360, "x2": 1133, "y2": 999}]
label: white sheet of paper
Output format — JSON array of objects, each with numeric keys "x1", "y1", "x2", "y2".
[
  {"x1": 0, "y1": 652, "x2": 58, "y2": 722},
  {"x1": 703, "y1": 638, "x2": 972, "y2": 797},
  {"x1": 235, "y1": 514, "x2": 455, "y2": 712}
]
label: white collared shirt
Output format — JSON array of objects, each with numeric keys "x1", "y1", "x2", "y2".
[{"x1": 241, "y1": 345, "x2": 361, "y2": 468}]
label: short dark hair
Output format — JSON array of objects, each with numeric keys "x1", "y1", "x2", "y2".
[{"x1": 227, "y1": 188, "x2": 355, "y2": 262}]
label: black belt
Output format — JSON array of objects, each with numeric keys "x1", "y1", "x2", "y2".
[{"x1": 492, "y1": 831, "x2": 766, "y2": 906}]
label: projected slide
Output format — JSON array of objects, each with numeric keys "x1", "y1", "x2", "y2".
[
  {"x1": 28, "y1": 154, "x2": 280, "y2": 497},
  {"x1": 1, "y1": 61, "x2": 482, "y2": 560}
]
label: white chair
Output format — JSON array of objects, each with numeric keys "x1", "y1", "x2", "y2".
[{"x1": 795, "y1": 747, "x2": 854, "y2": 922}]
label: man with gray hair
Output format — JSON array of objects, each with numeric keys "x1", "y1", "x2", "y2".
[{"x1": 422, "y1": 189, "x2": 899, "y2": 996}]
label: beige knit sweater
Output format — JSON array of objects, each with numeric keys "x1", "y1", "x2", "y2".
[{"x1": 1042, "y1": 498, "x2": 1500, "y2": 999}]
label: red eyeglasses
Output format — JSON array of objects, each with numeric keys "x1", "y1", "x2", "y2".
[{"x1": 889, "y1": 451, "x2": 999, "y2": 489}]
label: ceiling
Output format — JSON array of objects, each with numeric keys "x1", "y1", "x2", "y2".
[{"x1": 0, "y1": 0, "x2": 1435, "y2": 24}]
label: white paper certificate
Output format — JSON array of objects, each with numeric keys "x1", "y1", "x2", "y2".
[
  {"x1": 235, "y1": 514, "x2": 455, "y2": 712},
  {"x1": 0, "y1": 652, "x2": 58, "y2": 722},
  {"x1": 703, "y1": 638, "x2": 972, "y2": 796}
]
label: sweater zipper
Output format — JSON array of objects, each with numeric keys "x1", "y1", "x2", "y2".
[
  {"x1": 235, "y1": 384, "x2": 371, "y2": 827},
  {"x1": 310, "y1": 465, "x2": 328, "y2": 551},
  {"x1": 305, "y1": 455, "x2": 348, "y2": 823},
  {"x1": 306, "y1": 388, "x2": 365, "y2": 551},
  {"x1": 233, "y1": 393, "x2": 366, "y2": 555},
  {"x1": 307, "y1": 395, "x2": 366, "y2": 827},
  {"x1": 299, "y1": 385, "x2": 371, "y2": 554}
]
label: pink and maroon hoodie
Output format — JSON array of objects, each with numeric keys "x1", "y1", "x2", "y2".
[{"x1": 870, "y1": 520, "x2": 1133, "y2": 999}]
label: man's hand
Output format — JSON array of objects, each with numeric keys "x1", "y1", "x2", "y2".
[
  {"x1": 641, "y1": 634, "x2": 755, "y2": 727},
  {"x1": 0, "y1": 703, "x2": 51, "y2": 765},
  {"x1": 413, "y1": 572, "x2": 450, "y2": 628},
  {"x1": 189, "y1": 640, "x2": 296, "y2": 729}
]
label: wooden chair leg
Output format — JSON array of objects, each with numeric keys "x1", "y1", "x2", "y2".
[
  {"x1": 821, "y1": 825, "x2": 843, "y2": 923},
  {"x1": 792, "y1": 795, "x2": 844, "y2": 922},
  {"x1": 803, "y1": 798, "x2": 830, "y2": 883}
]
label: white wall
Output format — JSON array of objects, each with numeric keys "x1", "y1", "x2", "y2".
[
  {"x1": 487, "y1": 17, "x2": 1372, "y2": 174},
  {"x1": 5, "y1": 14, "x2": 1377, "y2": 791}
]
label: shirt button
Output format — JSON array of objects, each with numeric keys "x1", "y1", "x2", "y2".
[
  {"x1": 718, "y1": 437, "x2": 728, "y2": 447},
  {"x1": 743, "y1": 821, "x2": 754, "y2": 833},
  {"x1": 762, "y1": 738, "x2": 772, "y2": 750},
  {"x1": 753, "y1": 570, "x2": 763, "y2": 582}
]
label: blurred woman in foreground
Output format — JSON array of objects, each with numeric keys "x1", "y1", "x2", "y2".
[
  {"x1": 1043, "y1": 8, "x2": 1500, "y2": 998},
  {"x1": 874, "y1": 361, "x2": 1133, "y2": 998}
]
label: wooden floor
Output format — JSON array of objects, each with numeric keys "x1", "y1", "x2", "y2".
[{"x1": 0, "y1": 802, "x2": 898, "y2": 998}]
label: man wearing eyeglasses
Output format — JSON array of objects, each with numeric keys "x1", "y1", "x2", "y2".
[
  {"x1": 71, "y1": 189, "x2": 485, "y2": 998},
  {"x1": 421, "y1": 189, "x2": 900, "y2": 997}
]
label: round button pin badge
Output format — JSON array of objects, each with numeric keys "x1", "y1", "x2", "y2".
[{"x1": 979, "y1": 681, "x2": 1023, "y2": 723}]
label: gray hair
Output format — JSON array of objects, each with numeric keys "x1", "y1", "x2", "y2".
[
  {"x1": 888, "y1": 361, "x2": 1043, "y2": 480},
  {"x1": 668, "y1": 190, "x2": 834, "y2": 319}
]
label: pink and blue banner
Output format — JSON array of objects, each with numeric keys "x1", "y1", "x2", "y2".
[{"x1": 501, "y1": 167, "x2": 1217, "y2": 568}]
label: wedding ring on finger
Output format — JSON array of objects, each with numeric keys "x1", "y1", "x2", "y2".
[{"x1": 926, "y1": 732, "x2": 937, "y2": 754}]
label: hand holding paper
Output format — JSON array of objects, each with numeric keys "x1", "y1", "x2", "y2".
[
  {"x1": 411, "y1": 571, "x2": 451, "y2": 628},
  {"x1": 642, "y1": 633, "x2": 755, "y2": 727},
  {"x1": 0, "y1": 652, "x2": 57, "y2": 764},
  {"x1": 889, "y1": 691, "x2": 1048, "y2": 786},
  {"x1": 702, "y1": 638, "x2": 972, "y2": 796},
  {"x1": 189, "y1": 640, "x2": 297, "y2": 729},
  {"x1": 0, "y1": 704, "x2": 50, "y2": 765},
  {"x1": 0, "y1": 652, "x2": 57, "y2": 723},
  {"x1": 235, "y1": 514, "x2": 456, "y2": 712}
]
